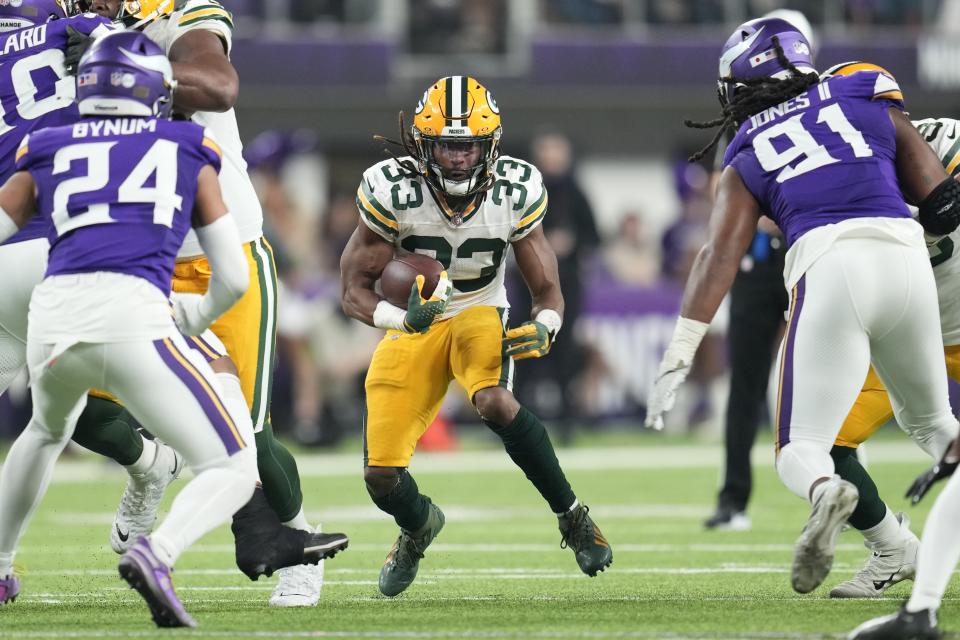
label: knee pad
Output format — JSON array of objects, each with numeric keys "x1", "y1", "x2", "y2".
[
  {"x1": 364, "y1": 466, "x2": 401, "y2": 499},
  {"x1": 776, "y1": 440, "x2": 835, "y2": 500}
]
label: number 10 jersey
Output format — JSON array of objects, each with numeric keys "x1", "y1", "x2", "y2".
[{"x1": 357, "y1": 155, "x2": 548, "y2": 319}]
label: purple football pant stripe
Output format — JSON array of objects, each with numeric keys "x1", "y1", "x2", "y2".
[
  {"x1": 777, "y1": 275, "x2": 806, "y2": 452},
  {"x1": 153, "y1": 337, "x2": 244, "y2": 454}
]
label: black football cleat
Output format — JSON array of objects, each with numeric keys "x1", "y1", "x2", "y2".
[
  {"x1": 232, "y1": 487, "x2": 348, "y2": 580},
  {"x1": 848, "y1": 607, "x2": 942, "y2": 640},
  {"x1": 559, "y1": 504, "x2": 612, "y2": 576}
]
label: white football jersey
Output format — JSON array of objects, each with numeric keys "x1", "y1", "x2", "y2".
[
  {"x1": 144, "y1": 0, "x2": 263, "y2": 258},
  {"x1": 357, "y1": 155, "x2": 548, "y2": 319},
  {"x1": 913, "y1": 117, "x2": 960, "y2": 345}
]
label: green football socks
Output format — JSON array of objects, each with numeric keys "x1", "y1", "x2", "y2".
[
  {"x1": 370, "y1": 469, "x2": 432, "y2": 533},
  {"x1": 255, "y1": 420, "x2": 304, "y2": 523},
  {"x1": 71, "y1": 396, "x2": 144, "y2": 466},
  {"x1": 485, "y1": 406, "x2": 577, "y2": 514},
  {"x1": 831, "y1": 445, "x2": 886, "y2": 530}
]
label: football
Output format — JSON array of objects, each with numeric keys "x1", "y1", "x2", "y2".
[{"x1": 380, "y1": 250, "x2": 444, "y2": 308}]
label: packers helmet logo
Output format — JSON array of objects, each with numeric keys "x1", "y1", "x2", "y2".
[{"x1": 486, "y1": 90, "x2": 499, "y2": 115}]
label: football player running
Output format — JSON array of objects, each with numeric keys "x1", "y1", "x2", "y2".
[
  {"x1": 0, "y1": 30, "x2": 258, "y2": 627},
  {"x1": 844, "y1": 112, "x2": 960, "y2": 639},
  {"x1": 340, "y1": 77, "x2": 612, "y2": 597},
  {"x1": 77, "y1": 0, "x2": 331, "y2": 605},
  {"x1": 646, "y1": 17, "x2": 960, "y2": 599},
  {"x1": 0, "y1": 0, "x2": 204, "y2": 573}
]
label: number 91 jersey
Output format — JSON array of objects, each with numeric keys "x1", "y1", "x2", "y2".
[
  {"x1": 913, "y1": 116, "x2": 960, "y2": 346},
  {"x1": 723, "y1": 68, "x2": 911, "y2": 246},
  {"x1": 357, "y1": 155, "x2": 548, "y2": 319}
]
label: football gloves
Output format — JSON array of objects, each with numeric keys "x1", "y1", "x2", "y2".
[
  {"x1": 65, "y1": 26, "x2": 95, "y2": 75},
  {"x1": 644, "y1": 358, "x2": 692, "y2": 431},
  {"x1": 403, "y1": 272, "x2": 452, "y2": 334},
  {"x1": 503, "y1": 321, "x2": 553, "y2": 360},
  {"x1": 905, "y1": 439, "x2": 959, "y2": 505}
]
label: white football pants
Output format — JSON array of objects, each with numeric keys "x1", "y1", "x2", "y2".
[
  {"x1": 775, "y1": 236, "x2": 959, "y2": 499},
  {"x1": 0, "y1": 330, "x2": 257, "y2": 572},
  {"x1": 0, "y1": 239, "x2": 47, "y2": 393}
]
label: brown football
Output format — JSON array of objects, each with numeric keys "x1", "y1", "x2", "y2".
[{"x1": 379, "y1": 250, "x2": 444, "y2": 308}]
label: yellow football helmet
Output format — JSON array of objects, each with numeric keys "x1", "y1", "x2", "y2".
[
  {"x1": 411, "y1": 76, "x2": 502, "y2": 197},
  {"x1": 77, "y1": 0, "x2": 172, "y2": 25}
]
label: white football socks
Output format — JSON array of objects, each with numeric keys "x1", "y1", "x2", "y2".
[
  {"x1": 906, "y1": 471, "x2": 960, "y2": 613},
  {"x1": 860, "y1": 507, "x2": 902, "y2": 551},
  {"x1": 125, "y1": 437, "x2": 157, "y2": 476},
  {"x1": 283, "y1": 508, "x2": 311, "y2": 532}
]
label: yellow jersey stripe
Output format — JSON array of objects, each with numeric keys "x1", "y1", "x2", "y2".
[
  {"x1": 874, "y1": 90, "x2": 903, "y2": 102},
  {"x1": 947, "y1": 152, "x2": 960, "y2": 177},
  {"x1": 15, "y1": 145, "x2": 27, "y2": 163},
  {"x1": 517, "y1": 192, "x2": 548, "y2": 229},
  {"x1": 163, "y1": 338, "x2": 245, "y2": 449},
  {"x1": 356, "y1": 186, "x2": 399, "y2": 231},
  {"x1": 202, "y1": 137, "x2": 222, "y2": 159}
]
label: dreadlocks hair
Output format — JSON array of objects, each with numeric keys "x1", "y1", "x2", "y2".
[
  {"x1": 372, "y1": 110, "x2": 421, "y2": 180},
  {"x1": 684, "y1": 35, "x2": 820, "y2": 163}
]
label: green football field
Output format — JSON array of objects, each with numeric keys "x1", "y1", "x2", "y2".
[{"x1": 0, "y1": 434, "x2": 954, "y2": 639}]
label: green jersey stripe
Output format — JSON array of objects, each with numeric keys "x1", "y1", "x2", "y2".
[
  {"x1": 941, "y1": 137, "x2": 960, "y2": 169},
  {"x1": 179, "y1": 14, "x2": 233, "y2": 29},
  {"x1": 361, "y1": 180, "x2": 398, "y2": 222},
  {"x1": 357, "y1": 196, "x2": 398, "y2": 237},
  {"x1": 519, "y1": 189, "x2": 547, "y2": 220}
]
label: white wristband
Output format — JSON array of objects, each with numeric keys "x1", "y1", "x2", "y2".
[
  {"x1": 535, "y1": 309, "x2": 563, "y2": 337},
  {"x1": 373, "y1": 300, "x2": 409, "y2": 332},
  {"x1": 0, "y1": 205, "x2": 19, "y2": 244},
  {"x1": 662, "y1": 316, "x2": 710, "y2": 368}
]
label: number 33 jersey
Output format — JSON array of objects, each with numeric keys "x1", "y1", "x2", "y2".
[
  {"x1": 723, "y1": 68, "x2": 911, "y2": 247},
  {"x1": 357, "y1": 155, "x2": 548, "y2": 319},
  {"x1": 913, "y1": 116, "x2": 960, "y2": 346},
  {"x1": 16, "y1": 117, "x2": 222, "y2": 296}
]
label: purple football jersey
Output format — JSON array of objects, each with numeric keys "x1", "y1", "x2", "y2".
[
  {"x1": 16, "y1": 117, "x2": 222, "y2": 294},
  {"x1": 723, "y1": 70, "x2": 911, "y2": 246},
  {"x1": 0, "y1": 13, "x2": 113, "y2": 244}
]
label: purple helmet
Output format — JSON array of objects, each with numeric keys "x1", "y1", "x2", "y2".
[
  {"x1": 717, "y1": 17, "x2": 815, "y2": 106},
  {"x1": 76, "y1": 30, "x2": 175, "y2": 118},
  {"x1": 0, "y1": 0, "x2": 75, "y2": 32}
]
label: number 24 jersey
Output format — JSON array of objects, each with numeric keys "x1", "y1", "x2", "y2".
[{"x1": 357, "y1": 155, "x2": 548, "y2": 319}]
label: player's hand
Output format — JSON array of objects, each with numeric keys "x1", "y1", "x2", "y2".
[
  {"x1": 905, "y1": 439, "x2": 959, "y2": 504},
  {"x1": 64, "y1": 26, "x2": 95, "y2": 75},
  {"x1": 171, "y1": 292, "x2": 210, "y2": 336},
  {"x1": 644, "y1": 357, "x2": 692, "y2": 431},
  {"x1": 403, "y1": 271, "x2": 452, "y2": 334},
  {"x1": 503, "y1": 321, "x2": 552, "y2": 360}
]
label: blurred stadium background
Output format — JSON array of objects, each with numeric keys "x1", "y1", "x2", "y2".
[{"x1": 2, "y1": 0, "x2": 958, "y2": 448}]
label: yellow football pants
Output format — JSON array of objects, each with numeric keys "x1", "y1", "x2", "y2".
[
  {"x1": 836, "y1": 344, "x2": 960, "y2": 447},
  {"x1": 172, "y1": 238, "x2": 278, "y2": 432},
  {"x1": 364, "y1": 305, "x2": 512, "y2": 467}
]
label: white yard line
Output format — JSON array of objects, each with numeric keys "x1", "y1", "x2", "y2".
[
  {"x1": 18, "y1": 542, "x2": 875, "y2": 554},
  {"x1": 42, "y1": 442, "x2": 929, "y2": 483},
  {"x1": 0, "y1": 630, "x2": 879, "y2": 639}
]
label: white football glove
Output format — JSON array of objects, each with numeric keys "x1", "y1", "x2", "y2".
[
  {"x1": 644, "y1": 358, "x2": 692, "y2": 431},
  {"x1": 644, "y1": 316, "x2": 710, "y2": 431},
  {"x1": 170, "y1": 291, "x2": 209, "y2": 336}
]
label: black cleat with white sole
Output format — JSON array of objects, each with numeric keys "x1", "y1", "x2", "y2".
[{"x1": 848, "y1": 607, "x2": 942, "y2": 640}]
